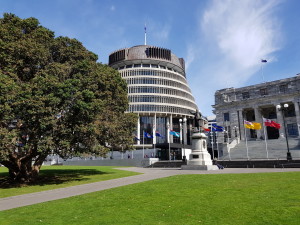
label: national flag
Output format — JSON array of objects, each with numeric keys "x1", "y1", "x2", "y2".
[
  {"x1": 252, "y1": 122, "x2": 262, "y2": 130},
  {"x1": 144, "y1": 132, "x2": 153, "y2": 138},
  {"x1": 244, "y1": 120, "x2": 261, "y2": 130},
  {"x1": 244, "y1": 120, "x2": 254, "y2": 129},
  {"x1": 261, "y1": 59, "x2": 267, "y2": 63},
  {"x1": 212, "y1": 124, "x2": 224, "y2": 132},
  {"x1": 203, "y1": 128, "x2": 211, "y2": 132},
  {"x1": 170, "y1": 130, "x2": 180, "y2": 137},
  {"x1": 263, "y1": 118, "x2": 281, "y2": 129},
  {"x1": 134, "y1": 136, "x2": 140, "y2": 141},
  {"x1": 155, "y1": 131, "x2": 163, "y2": 138}
]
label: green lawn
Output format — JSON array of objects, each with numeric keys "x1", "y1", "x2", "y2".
[
  {"x1": 1, "y1": 172, "x2": 300, "y2": 225},
  {"x1": 0, "y1": 166, "x2": 140, "y2": 198}
]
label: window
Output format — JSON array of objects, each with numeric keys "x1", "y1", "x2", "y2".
[
  {"x1": 279, "y1": 84, "x2": 288, "y2": 93},
  {"x1": 160, "y1": 65, "x2": 166, "y2": 69},
  {"x1": 287, "y1": 123, "x2": 299, "y2": 136},
  {"x1": 224, "y1": 112, "x2": 230, "y2": 121},
  {"x1": 151, "y1": 64, "x2": 158, "y2": 68},
  {"x1": 284, "y1": 104, "x2": 296, "y2": 117},
  {"x1": 126, "y1": 65, "x2": 132, "y2": 68},
  {"x1": 134, "y1": 64, "x2": 141, "y2": 67},
  {"x1": 260, "y1": 88, "x2": 268, "y2": 96},
  {"x1": 142, "y1": 64, "x2": 150, "y2": 67},
  {"x1": 242, "y1": 92, "x2": 250, "y2": 99}
]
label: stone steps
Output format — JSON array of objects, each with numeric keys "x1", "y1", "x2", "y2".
[{"x1": 219, "y1": 138, "x2": 300, "y2": 160}]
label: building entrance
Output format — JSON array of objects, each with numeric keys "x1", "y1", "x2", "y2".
[
  {"x1": 267, "y1": 127, "x2": 279, "y2": 139},
  {"x1": 157, "y1": 148, "x2": 182, "y2": 160}
]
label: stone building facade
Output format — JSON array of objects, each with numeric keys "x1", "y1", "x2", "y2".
[{"x1": 213, "y1": 74, "x2": 300, "y2": 143}]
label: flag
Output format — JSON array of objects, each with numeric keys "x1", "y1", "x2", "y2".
[
  {"x1": 212, "y1": 124, "x2": 224, "y2": 132},
  {"x1": 244, "y1": 120, "x2": 254, "y2": 129},
  {"x1": 261, "y1": 59, "x2": 267, "y2": 63},
  {"x1": 263, "y1": 118, "x2": 281, "y2": 129},
  {"x1": 144, "y1": 132, "x2": 153, "y2": 138},
  {"x1": 252, "y1": 122, "x2": 262, "y2": 130},
  {"x1": 203, "y1": 128, "x2": 210, "y2": 132},
  {"x1": 170, "y1": 130, "x2": 180, "y2": 137},
  {"x1": 155, "y1": 131, "x2": 163, "y2": 138},
  {"x1": 134, "y1": 136, "x2": 140, "y2": 141},
  {"x1": 244, "y1": 120, "x2": 261, "y2": 130}
]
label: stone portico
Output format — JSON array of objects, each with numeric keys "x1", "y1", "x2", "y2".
[{"x1": 213, "y1": 74, "x2": 300, "y2": 144}]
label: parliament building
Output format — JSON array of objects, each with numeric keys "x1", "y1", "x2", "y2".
[
  {"x1": 108, "y1": 45, "x2": 198, "y2": 159},
  {"x1": 213, "y1": 74, "x2": 300, "y2": 143}
]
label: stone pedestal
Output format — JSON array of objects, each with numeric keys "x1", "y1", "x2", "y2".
[{"x1": 181, "y1": 132, "x2": 218, "y2": 170}]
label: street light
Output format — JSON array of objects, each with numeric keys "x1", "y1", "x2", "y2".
[
  {"x1": 179, "y1": 118, "x2": 187, "y2": 162},
  {"x1": 276, "y1": 103, "x2": 292, "y2": 160}
]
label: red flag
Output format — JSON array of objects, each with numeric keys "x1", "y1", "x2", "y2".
[
  {"x1": 271, "y1": 121, "x2": 281, "y2": 129},
  {"x1": 263, "y1": 118, "x2": 281, "y2": 129}
]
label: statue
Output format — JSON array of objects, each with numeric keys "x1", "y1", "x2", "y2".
[{"x1": 190, "y1": 109, "x2": 203, "y2": 132}]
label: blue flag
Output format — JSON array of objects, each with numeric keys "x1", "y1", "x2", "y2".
[
  {"x1": 134, "y1": 136, "x2": 140, "y2": 141},
  {"x1": 170, "y1": 130, "x2": 180, "y2": 137},
  {"x1": 144, "y1": 132, "x2": 153, "y2": 138},
  {"x1": 212, "y1": 124, "x2": 224, "y2": 132},
  {"x1": 155, "y1": 131, "x2": 164, "y2": 138}
]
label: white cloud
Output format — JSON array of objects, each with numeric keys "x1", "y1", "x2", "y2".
[
  {"x1": 201, "y1": 0, "x2": 282, "y2": 85},
  {"x1": 188, "y1": 0, "x2": 283, "y2": 115}
]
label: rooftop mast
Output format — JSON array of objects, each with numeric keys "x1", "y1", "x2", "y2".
[{"x1": 144, "y1": 24, "x2": 147, "y2": 45}]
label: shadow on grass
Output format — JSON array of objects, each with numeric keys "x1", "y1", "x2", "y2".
[{"x1": 0, "y1": 169, "x2": 110, "y2": 189}]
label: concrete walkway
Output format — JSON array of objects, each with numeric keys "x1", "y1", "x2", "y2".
[{"x1": 1, "y1": 167, "x2": 300, "y2": 211}]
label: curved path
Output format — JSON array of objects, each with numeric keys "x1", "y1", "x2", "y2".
[{"x1": 1, "y1": 167, "x2": 300, "y2": 211}]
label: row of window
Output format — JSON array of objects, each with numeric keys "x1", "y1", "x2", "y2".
[
  {"x1": 127, "y1": 86, "x2": 195, "y2": 100},
  {"x1": 217, "y1": 84, "x2": 292, "y2": 104},
  {"x1": 118, "y1": 64, "x2": 184, "y2": 76},
  {"x1": 125, "y1": 77, "x2": 191, "y2": 92},
  {"x1": 128, "y1": 104, "x2": 192, "y2": 115},
  {"x1": 128, "y1": 95, "x2": 197, "y2": 108},
  {"x1": 119, "y1": 69, "x2": 186, "y2": 83}
]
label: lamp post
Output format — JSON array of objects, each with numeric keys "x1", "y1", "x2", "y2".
[
  {"x1": 276, "y1": 104, "x2": 292, "y2": 160},
  {"x1": 179, "y1": 118, "x2": 187, "y2": 162}
]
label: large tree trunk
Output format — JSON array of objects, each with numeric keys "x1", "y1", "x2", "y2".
[{"x1": 2, "y1": 153, "x2": 47, "y2": 183}]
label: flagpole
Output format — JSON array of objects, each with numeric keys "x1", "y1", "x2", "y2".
[
  {"x1": 244, "y1": 121, "x2": 249, "y2": 160},
  {"x1": 144, "y1": 24, "x2": 147, "y2": 45},
  {"x1": 143, "y1": 130, "x2": 145, "y2": 158},
  {"x1": 262, "y1": 117, "x2": 269, "y2": 160}
]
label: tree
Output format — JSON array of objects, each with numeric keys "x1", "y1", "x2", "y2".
[{"x1": 0, "y1": 13, "x2": 137, "y2": 183}]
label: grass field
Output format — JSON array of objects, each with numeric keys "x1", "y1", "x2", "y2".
[
  {"x1": 0, "y1": 166, "x2": 140, "y2": 198},
  {"x1": 1, "y1": 172, "x2": 300, "y2": 225}
]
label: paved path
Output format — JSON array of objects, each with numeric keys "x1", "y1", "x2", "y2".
[{"x1": 1, "y1": 167, "x2": 300, "y2": 211}]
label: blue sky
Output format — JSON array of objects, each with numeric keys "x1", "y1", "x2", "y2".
[{"x1": 1, "y1": 0, "x2": 300, "y2": 116}]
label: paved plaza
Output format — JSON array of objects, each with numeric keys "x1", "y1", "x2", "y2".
[{"x1": 1, "y1": 167, "x2": 300, "y2": 211}]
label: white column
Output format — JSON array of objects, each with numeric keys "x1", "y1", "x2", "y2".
[
  {"x1": 170, "y1": 114, "x2": 173, "y2": 143},
  {"x1": 293, "y1": 101, "x2": 300, "y2": 136},
  {"x1": 276, "y1": 104, "x2": 285, "y2": 137},
  {"x1": 254, "y1": 107, "x2": 262, "y2": 139},
  {"x1": 184, "y1": 116, "x2": 187, "y2": 145},
  {"x1": 238, "y1": 109, "x2": 245, "y2": 141},
  {"x1": 153, "y1": 114, "x2": 156, "y2": 145},
  {"x1": 137, "y1": 114, "x2": 140, "y2": 145}
]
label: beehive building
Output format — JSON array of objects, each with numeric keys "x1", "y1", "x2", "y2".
[{"x1": 108, "y1": 45, "x2": 198, "y2": 159}]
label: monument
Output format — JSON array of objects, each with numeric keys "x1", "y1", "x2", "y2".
[{"x1": 181, "y1": 110, "x2": 218, "y2": 170}]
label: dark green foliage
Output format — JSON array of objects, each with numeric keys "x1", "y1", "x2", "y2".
[{"x1": 0, "y1": 13, "x2": 137, "y2": 183}]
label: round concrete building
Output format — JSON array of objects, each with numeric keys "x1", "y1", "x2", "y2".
[{"x1": 109, "y1": 45, "x2": 198, "y2": 160}]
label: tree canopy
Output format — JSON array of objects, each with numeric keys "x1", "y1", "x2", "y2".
[{"x1": 0, "y1": 13, "x2": 137, "y2": 183}]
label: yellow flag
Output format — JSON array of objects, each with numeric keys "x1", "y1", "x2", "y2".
[
  {"x1": 244, "y1": 124, "x2": 254, "y2": 129},
  {"x1": 252, "y1": 122, "x2": 261, "y2": 130}
]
